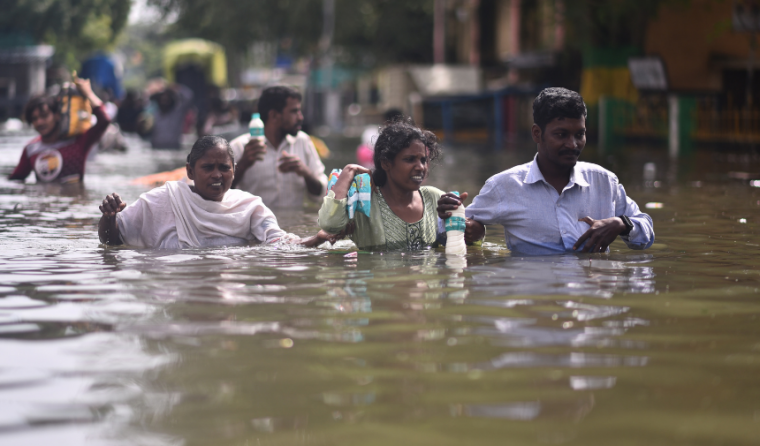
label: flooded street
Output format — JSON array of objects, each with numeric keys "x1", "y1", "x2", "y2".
[{"x1": 1, "y1": 133, "x2": 760, "y2": 445}]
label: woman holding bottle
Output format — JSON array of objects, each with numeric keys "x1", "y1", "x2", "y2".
[{"x1": 319, "y1": 117, "x2": 445, "y2": 251}]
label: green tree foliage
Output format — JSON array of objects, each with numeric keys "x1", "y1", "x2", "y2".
[
  {"x1": 0, "y1": 0, "x2": 131, "y2": 67},
  {"x1": 333, "y1": 0, "x2": 434, "y2": 65},
  {"x1": 117, "y1": 22, "x2": 171, "y2": 89},
  {"x1": 148, "y1": 0, "x2": 434, "y2": 66}
]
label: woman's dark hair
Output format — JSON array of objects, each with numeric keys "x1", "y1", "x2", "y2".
[
  {"x1": 532, "y1": 87, "x2": 588, "y2": 132},
  {"x1": 23, "y1": 94, "x2": 59, "y2": 123},
  {"x1": 187, "y1": 136, "x2": 234, "y2": 168},
  {"x1": 258, "y1": 85, "x2": 302, "y2": 123},
  {"x1": 372, "y1": 116, "x2": 441, "y2": 187}
]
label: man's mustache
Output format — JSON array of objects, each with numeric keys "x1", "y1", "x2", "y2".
[{"x1": 559, "y1": 149, "x2": 581, "y2": 157}]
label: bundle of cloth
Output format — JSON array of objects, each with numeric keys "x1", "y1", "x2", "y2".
[{"x1": 326, "y1": 169, "x2": 371, "y2": 219}]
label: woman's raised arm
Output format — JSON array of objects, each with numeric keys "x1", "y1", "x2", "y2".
[{"x1": 329, "y1": 164, "x2": 371, "y2": 199}]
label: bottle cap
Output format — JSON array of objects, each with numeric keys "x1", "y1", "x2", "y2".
[{"x1": 253, "y1": 113, "x2": 260, "y2": 119}]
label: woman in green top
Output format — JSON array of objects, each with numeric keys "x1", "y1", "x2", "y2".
[{"x1": 319, "y1": 118, "x2": 444, "y2": 251}]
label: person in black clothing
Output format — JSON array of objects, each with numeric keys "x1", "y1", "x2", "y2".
[{"x1": 116, "y1": 90, "x2": 144, "y2": 134}]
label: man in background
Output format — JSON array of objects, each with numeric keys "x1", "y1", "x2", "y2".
[
  {"x1": 9, "y1": 76, "x2": 110, "y2": 184},
  {"x1": 148, "y1": 81, "x2": 193, "y2": 150},
  {"x1": 229, "y1": 86, "x2": 327, "y2": 209}
]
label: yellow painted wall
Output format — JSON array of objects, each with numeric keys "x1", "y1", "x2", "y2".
[
  {"x1": 646, "y1": 0, "x2": 753, "y2": 91},
  {"x1": 580, "y1": 68, "x2": 639, "y2": 106}
]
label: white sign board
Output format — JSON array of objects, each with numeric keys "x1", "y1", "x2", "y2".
[
  {"x1": 628, "y1": 57, "x2": 668, "y2": 91},
  {"x1": 408, "y1": 65, "x2": 482, "y2": 96}
]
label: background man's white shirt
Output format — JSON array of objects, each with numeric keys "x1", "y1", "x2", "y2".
[{"x1": 229, "y1": 131, "x2": 327, "y2": 209}]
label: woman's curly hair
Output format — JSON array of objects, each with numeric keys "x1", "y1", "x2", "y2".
[{"x1": 372, "y1": 116, "x2": 441, "y2": 187}]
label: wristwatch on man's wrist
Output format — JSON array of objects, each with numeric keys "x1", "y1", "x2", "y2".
[{"x1": 618, "y1": 215, "x2": 634, "y2": 236}]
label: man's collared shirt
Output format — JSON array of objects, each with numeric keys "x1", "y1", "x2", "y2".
[
  {"x1": 465, "y1": 155, "x2": 654, "y2": 255},
  {"x1": 229, "y1": 131, "x2": 327, "y2": 209}
]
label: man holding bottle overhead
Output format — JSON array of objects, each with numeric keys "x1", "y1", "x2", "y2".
[
  {"x1": 9, "y1": 75, "x2": 110, "y2": 184},
  {"x1": 228, "y1": 86, "x2": 327, "y2": 209},
  {"x1": 437, "y1": 87, "x2": 654, "y2": 255}
]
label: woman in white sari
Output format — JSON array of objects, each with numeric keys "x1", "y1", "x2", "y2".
[{"x1": 98, "y1": 136, "x2": 334, "y2": 249}]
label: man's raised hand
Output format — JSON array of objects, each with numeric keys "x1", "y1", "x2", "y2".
[{"x1": 240, "y1": 138, "x2": 266, "y2": 166}]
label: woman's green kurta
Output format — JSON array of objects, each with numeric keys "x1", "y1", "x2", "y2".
[{"x1": 318, "y1": 186, "x2": 445, "y2": 251}]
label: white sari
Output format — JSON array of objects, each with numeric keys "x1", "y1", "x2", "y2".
[{"x1": 116, "y1": 181, "x2": 291, "y2": 249}]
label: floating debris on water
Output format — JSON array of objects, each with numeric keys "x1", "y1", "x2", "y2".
[
  {"x1": 643, "y1": 162, "x2": 656, "y2": 182},
  {"x1": 645, "y1": 202, "x2": 664, "y2": 209},
  {"x1": 751, "y1": 180, "x2": 760, "y2": 188},
  {"x1": 739, "y1": 218, "x2": 747, "y2": 224},
  {"x1": 156, "y1": 254, "x2": 202, "y2": 263}
]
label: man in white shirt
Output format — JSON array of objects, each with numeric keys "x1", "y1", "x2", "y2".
[
  {"x1": 437, "y1": 87, "x2": 654, "y2": 255},
  {"x1": 229, "y1": 86, "x2": 327, "y2": 209}
]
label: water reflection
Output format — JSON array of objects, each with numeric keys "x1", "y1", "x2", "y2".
[
  {"x1": 470, "y1": 255, "x2": 656, "y2": 298},
  {"x1": 3, "y1": 136, "x2": 760, "y2": 445}
]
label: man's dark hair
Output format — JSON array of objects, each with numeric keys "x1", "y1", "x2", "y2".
[
  {"x1": 532, "y1": 87, "x2": 587, "y2": 132},
  {"x1": 187, "y1": 135, "x2": 234, "y2": 169},
  {"x1": 372, "y1": 116, "x2": 441, "y2": 187},
  {"x1": 153, "y1": 89, "x2": 177, "y2": 114},
  {"x1": 23, "y1": 94, "x2": 59, "y2": 123},
  {"x1": 258, "y1": 85, "x2": 302, "y2": 123}
]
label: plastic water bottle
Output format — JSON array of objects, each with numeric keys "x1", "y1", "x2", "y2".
[
  {"x1": 445, "y1": 191, "x2": 467, "y2": 256},
  {"x1": 248, "y1": 112, "x2": 265, "y2": 143}
]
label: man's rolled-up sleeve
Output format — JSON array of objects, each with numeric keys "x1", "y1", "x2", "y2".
[
  {"x1": 615, "y1": 183, "x2": 654, "y2": 250},
  {"x1": 304, "y1": 138, "x2": 328, "y2": 201},
  {"x1": 464, "y1": 177, "x2": 506, "y2": 225}
]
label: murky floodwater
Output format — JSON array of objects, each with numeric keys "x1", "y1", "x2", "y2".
[{"x1": 1, "y1": 131, "x2": 760, "y2": 445}]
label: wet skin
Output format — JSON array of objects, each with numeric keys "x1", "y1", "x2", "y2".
[
  {"x1": 382, "y1": 140, "x2": 428, "y2": 193},
  {"x1": 533, "y1": 117, "x2": 586, "y2": 194},
  {"x1": 186, "y1": 146, "x2": 234, "y2": 202},
  {"x1": 379, "y1": 140, "x2": 429, "y2": 224}
]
